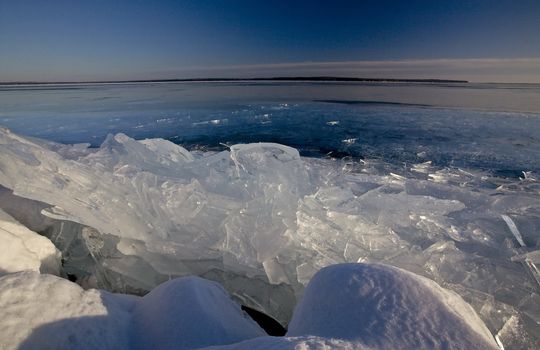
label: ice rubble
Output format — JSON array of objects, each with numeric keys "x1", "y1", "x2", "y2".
[
  {"x1": 0, "y1": 126, "x2": 539, "y2": 348},
  {"x1": 0, "y1": 263, "x2": 498, "y2": 350}
]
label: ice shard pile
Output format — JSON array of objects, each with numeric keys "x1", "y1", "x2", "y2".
[{"x1": 0, "y1": 126, "x2": 539, "y2": 348}]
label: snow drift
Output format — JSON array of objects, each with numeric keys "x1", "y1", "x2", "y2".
[
  {"x1": 0, "y1": 263, "x2": 498, "y2": 350},
  {"x1": 0, "y1": 208, "x2": 60, "y2": 276},
  {"x1": 0, "y1": 272, "x2": 262, "y2": 350},
  {"x1": 287, "y1": 263, "x2": 497, "y2": 349}
]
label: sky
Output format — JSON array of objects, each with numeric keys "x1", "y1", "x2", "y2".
[{"x1": 1, "y1": 0, "x2": 539, "y2": 83}]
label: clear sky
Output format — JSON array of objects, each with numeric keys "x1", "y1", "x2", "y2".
[{"x1": 1, "y1": 0, "x2": 539, "y2": 82}]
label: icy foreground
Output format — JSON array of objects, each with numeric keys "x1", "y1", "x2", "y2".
[
  {"x1": 0, "y1": 127, "x2": 539, "y2": 348},
  {"x1": 0, "y1": 208, "x2": 61, "y2": 276},
  {"x1": 0, "y1": 272, "x2": 263, "y2": 349},
  {"x1": 286, "y1": 264, "x2": 496, "y2": 349},
  {"x1": 0, "y1": 263, "x2": 498, "y2": 350}
]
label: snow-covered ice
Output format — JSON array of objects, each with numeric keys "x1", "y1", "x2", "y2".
[
  {"x1": 0, "y1": 263, "x2": 499, "y2": 350},
  {"x1": 287, "y1": 263, "x2": 498, "y2": 349},
  {"x1": 0, "y1": 126, "x2": 539, "y2": 348},
  {"x1": 0, "y1": 271, "x2": 133, "y2": 349},
  {"x1": 0, "y1": 208, "x2": 60, "y2": 276},
  {"x1": 0, "y1": 272, "x2": 263, "y2": 350},
  {"x1": 132, "y1": 276, "x2": 266, "y2": 349}
]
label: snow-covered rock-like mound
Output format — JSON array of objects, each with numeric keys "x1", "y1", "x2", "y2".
[
  {"x1": 287, "y1": 263, "x2": 498, "y2": 350},
  {"x1": 0, "y1": 271, "x2": 133, "y2": 350},
  {"x1": 0, "y1": 209, "x2": 61, "y2": 276},
  {"x1": 132, "y1": 276, "x2": 265, "y2": 349},
  {"x1": 0, "y1": 272, "x2": 265, "y2": 350},
  {"x1": 0, "y1": 263, "x2": 497, "y2": 350}
]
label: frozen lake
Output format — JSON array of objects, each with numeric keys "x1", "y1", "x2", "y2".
[
  {"x1": 1, "y1": 81, "x2": 539, "y2": 348},
  {"x1": 1, "y1": 81, "x2": 540, "y2": 174}
]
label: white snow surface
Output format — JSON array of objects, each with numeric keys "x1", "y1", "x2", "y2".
[
  {"x1": 0, "y1": 263, "x2": 498, "y2": 349},
  {"x1": 0, "y1": 127, "x2": 539, "y2": 346},
  {"x1": 287, "y1": 263, "x2": 498, "y2": 349},
  {"x1": 0, "y1": 271, "x2": 133, "y2": 350},
  {"x1": 132, "y1": 276, "x2": 266, "y2": 350},
  {"x1": 0, "y1": 272, "x2": 264, "y2": 350},
  {"x1": 0, "y1": 208, "x2": 60, "y2": 276}
]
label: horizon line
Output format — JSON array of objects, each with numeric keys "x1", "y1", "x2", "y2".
[
  {"x1": 4, "y1": 57, "x2": 540, "y2": 84},
  {"x1": 0, "y1": 76, "x2": 471, "y2": 85}
]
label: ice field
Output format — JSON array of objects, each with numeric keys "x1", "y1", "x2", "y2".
[{"x1": 1, "y1": 81, "x2": 540, "y2": 349}]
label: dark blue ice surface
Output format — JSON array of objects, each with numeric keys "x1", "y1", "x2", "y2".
[{"x1": 2, "y1": 81, "x2": 540, "y2": 175}]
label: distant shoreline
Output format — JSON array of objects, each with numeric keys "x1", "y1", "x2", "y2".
[{"x1": 0, "y1": 76, "x2": 469, "y2": 85}]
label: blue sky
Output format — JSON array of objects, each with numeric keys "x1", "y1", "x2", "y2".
[{"x1": 1, "y1": 0, "x2": 539, "y2": 82}]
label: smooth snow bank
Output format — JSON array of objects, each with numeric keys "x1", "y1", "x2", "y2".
[
  {"x1": 287, "y1": 263, "x2": 498, "y2": 350},
  {"x1": 0, "y1": 272, "x2": 264, "y2": 350},
  {"x1": 0, "y1": 264, "x2": 498, "y2": 350},
  {"x1": 0, "y1": 271, "x2": 133, "y2": 350},
  {"x1": 0, "y1": 208, "x2": 60, "y2": 275},
  {"x1": 207, "y1": 263, "x2": 499, "y2": 350},
  {"x1": 133, "y1": 276, "x2": 265, "y2": 349}
]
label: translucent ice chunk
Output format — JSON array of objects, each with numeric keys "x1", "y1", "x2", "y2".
[{"x1": 501, "y1": 214, "x2": 526, "y2": 247}]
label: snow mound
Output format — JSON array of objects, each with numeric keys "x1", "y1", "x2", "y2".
[
  {"x1": 206, "y1": 266, "x2": 500, "y2": 349},
  {"x1": 288, "y1": 263, "x2": 498, "y2": 350},
  {"x1": 0, "y1": 209, "x2": 60, "y2": 276},
  {"x1": 133, "y1": 276, "x2": 265, "y2": 349},
  {"x1": 0, "y1": 271, "x2": 133, "y2": 350},
  {"x1": 0, "y1": 272, "x2": 264, "y2": 350},
  {"x1": 0, "y1": 263, "x2": 498, "y2": 350}
]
